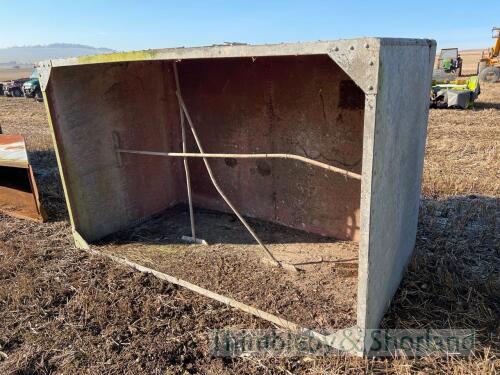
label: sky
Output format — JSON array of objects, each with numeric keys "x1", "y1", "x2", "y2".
[{"x1": 0, "y1": 1, "x2": 499, "y2": 51}]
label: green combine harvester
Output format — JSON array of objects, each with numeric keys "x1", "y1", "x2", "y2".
[{"x1": 430, "y1": 76, "x2": 480, "y2": 109}]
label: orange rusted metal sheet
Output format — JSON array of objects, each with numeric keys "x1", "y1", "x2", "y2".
[{"x1": 0, "y1": 134, "x2": 46, "y2": 222}]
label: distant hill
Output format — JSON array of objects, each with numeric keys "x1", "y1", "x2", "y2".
[{"x1": 0, "y1": 43, "x2": 114, "y2": 65}]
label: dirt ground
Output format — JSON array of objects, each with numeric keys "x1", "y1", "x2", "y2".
[
  {"x1": 0, "y1": 81, "x2": 498, "y2": 374},
  {"x1": 458, "y1": 50, "x2": 483, "y2": 75},
  {"x1": 97, "y1": 206, "x2": 359, "y2": 332},
  {"x1": 0, "y1": 68, "x2": 32, "y2": 82}
]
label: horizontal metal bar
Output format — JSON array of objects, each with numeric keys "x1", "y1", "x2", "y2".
[
  {"x1": 116, "y1": 149, "x2": 362, "y2": 181},
  {"x1": 117, "y1": 149, "x2": 170, "y2": 157},
  {"x1": 173, "y1": 152, "x2": 361, "y2": 180}
]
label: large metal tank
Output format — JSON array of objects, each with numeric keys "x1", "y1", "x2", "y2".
[{"x1": 39, "y1": 38, "x2": 436, "y2": 355}]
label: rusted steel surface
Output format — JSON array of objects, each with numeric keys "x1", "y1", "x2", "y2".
[
  {"x1": 0, "y1": 135, "x2": 46, "y2": 222},
  {"x1": 0, "y1": 134, "x2": 30, "y2": 168},
  {"x1": 45, "y1": 62, "x2": 181, "y2": 240},
  {"x1": 46, "y1": 56, "x2": 362, "y2": 241},
  {"x1": 179, "y1": 56, "x2": 363, "y2": 241}
]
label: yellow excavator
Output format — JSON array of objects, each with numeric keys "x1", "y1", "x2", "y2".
[{"x1": 477, "y1": 27, "x2": 500, "y2": 82}]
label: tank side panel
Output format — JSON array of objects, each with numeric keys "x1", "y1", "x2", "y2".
[
  {"x1": 47, "y1": 61, "x2": 181, "y2": 241},
  {"x1": 357, "y1": 41, "x2": 436, "y2": 347}
]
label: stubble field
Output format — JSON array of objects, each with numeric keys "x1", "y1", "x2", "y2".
[{"x1": 0, "y1": 81, "x2": 498, "y2": 373}]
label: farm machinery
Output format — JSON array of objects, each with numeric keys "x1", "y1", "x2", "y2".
[
  {"x1": 435, "y1": 48, "x2": 462, "y2": 77},
  {"x1": 3, "y1": 78, "x2": 29, "y2": 97},
  {"x1": 477, "y1": 27, "x2": 500, "y2": 82},
  {"x1": 22, "y1": 69, "x2": 43, "y2": 101},
  {"x1": 430, "y1": 76, "x2": 480, "y2": 109}
]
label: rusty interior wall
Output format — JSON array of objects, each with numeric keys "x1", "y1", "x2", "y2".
[
  {"x1": 176, "y1": 55, "x2": 364, "y2": 241},
  {"x1": 47, "y1": 61, "x2": 182, "y2": 241},
  {"x1": 48, "y1": 55, "x2": 364, "y2": 242}
]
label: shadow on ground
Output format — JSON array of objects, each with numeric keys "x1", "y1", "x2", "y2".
[
  {"x1": 382, "y1": 195, "x2": 499, "y2": 351},
  {"x1": 28, "y1": 149, "x2": 68, "y2": 221},
  {"x1": 474, "y1": 101, "x2": 500, "y2": 110},
  {"x1": 98, "y1": 204, "x2": 342, "y2": 246}
]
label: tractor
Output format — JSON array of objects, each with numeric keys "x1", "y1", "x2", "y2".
[
  {"x1": 22, "y1": 68, "x2": 43, "y2": 101},
  {"x1": 477, "y1": 27, "x2": 500, "y2": 82},
  {"x1": 436, "y1": 48, "x2": 462, "y2": 76}
]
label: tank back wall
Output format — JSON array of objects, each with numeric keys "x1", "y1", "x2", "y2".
[
  {"x1": 47, "y1": 54, "x2": 363, "y2": 243},
  {"x1": 176, "y1": 55, "x2": 364, "y2": 241}
]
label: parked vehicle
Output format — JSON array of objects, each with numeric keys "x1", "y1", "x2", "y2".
[
  {"x1": 22, "y1": 69, "x2": 42, "y2": 101},
  {"x1": 3, "y1": 78, "x2": 28, "y2": 97},
  {"x1": 436, "y1": 48, "x2": 463, "y2": 76},
  {"x1": 477, "y1": 27, "x2": 500, "y2": 82}
]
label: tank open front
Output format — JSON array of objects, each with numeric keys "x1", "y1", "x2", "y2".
[{"x1": 41, "y1": 39, "x2": 436, "y2": 355}]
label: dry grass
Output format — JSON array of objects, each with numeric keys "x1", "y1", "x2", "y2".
[
  {"x1": 423, "y1": 83, "x2": 500, "y2": 197},
  {"x1": 0, "y1": 84, "x2": 498, "y2": 374},
  {"x1": 458, "y1": 50, "x2": 483, "y2": 75}
]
